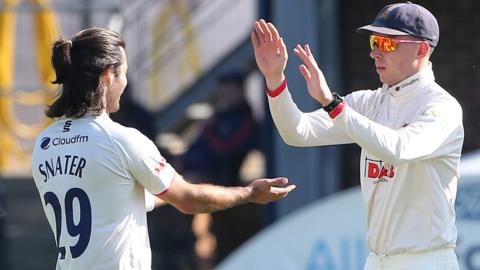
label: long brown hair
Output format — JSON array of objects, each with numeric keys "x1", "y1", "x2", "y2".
[{"x1": 47, "y1": 28, "x2": 125, "y2": 118}]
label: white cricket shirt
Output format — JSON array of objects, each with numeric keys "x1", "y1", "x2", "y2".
[
  {"x1": 32, "y1": 112, "x2": 176, "y2": 269},
  {"x1": 268, "y1": 66, "x2": 464, "y2": 256}
]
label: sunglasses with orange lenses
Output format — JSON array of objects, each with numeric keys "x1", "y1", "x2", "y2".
[{"x1": 370, "y1": 35, "x2": 424, "y2": 52}]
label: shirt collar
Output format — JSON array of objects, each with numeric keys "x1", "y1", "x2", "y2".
[
  {"x1": 85, "y1": 110, "x2": 108, "y2": 118},
  {"x1": 381, "y1": 62, "x2": 435, "y2": 98},
  {"x1": 58, "y1": 110, "x2": 108, "y2": 121}
]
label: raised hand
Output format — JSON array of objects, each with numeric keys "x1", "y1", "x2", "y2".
[
  {"x1": 251, "y1": 19, "x2": 288, "y2": 90},
  {"x1": 293, "y1": 44, "x2": 333, "y2": 106},
  {"x1": 247, "y1": 177, "x2": 296, "y2": 204}
]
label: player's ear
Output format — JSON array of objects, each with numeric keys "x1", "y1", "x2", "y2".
[
  {"x1": 101, "y1": 67, "x2": 113, "y2": 86},
  {"x1": 417, "y1": 42, "x2": 430, "y2": 58}
]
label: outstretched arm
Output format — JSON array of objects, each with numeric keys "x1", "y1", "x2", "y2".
[{"x1": 158, "y1": 174, "x2": 296, "y2": 214}]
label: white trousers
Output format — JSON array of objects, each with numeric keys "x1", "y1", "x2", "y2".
[{"x1": 364, "y1": 248, "x2": 459, "y2": 270}]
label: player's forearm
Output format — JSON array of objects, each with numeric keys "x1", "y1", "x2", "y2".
[
  {"x1": 265, "y1": 73, "x2": 285, "y2": 90},
  {"x1": 268, "y1": 86, "x2": 352, "y2": 146},
  {"x1": 181, "y1": 183, "x2": 252, "y2": 214},
  {"x1": 161, "y1": 174, "x2": 294, "y2": 214}
]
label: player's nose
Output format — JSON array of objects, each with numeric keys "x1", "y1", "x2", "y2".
[{"x1": 370, "y1": 46, "x2": 382, "y2": 60}]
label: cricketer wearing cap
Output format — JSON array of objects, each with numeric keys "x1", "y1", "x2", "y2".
[
  {"x1": 252, "y1": 2, "x2": 463, "y2": 270},
  {"x1": 32, "y1": 28, "x2": 295, "y2": 270}
]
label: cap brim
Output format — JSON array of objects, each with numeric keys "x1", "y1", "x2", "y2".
[{"x1": 357, "y1": 25, "x2": 410, "y2": 36}]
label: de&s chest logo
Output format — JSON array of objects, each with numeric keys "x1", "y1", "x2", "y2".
[{"x1": 364, "y1": 156, "x2": 396, "y2": 184}]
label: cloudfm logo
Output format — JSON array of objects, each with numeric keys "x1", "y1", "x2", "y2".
[
  {"x1": 39, "y1": 135, "x2": 88, "y2": 150},
  {"x1": 40, "y1": 137, "x2": 51, "y2": 150}
]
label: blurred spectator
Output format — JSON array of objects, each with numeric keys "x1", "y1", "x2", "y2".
[
  {"x1": 182, "y1": 71, "x2": 262, "y2": 265},
  {"x1": 182, "y1": 71, "x2": 259, "y2": 186}
]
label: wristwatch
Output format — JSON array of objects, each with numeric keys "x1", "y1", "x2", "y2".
[{"x1": 323, "y1": 92, "x2": 343, "y2": 113}]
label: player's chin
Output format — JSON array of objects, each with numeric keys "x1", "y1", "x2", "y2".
[{"x1": 377, "y1": 73, "x2": 390, "y2": 85}]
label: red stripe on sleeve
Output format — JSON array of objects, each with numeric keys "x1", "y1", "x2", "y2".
[
  {"x1": 266, "y1": 79, "x2": 287, "y2": 97},
  {"x1": 155, "y1": 188, "x2": 169, "y2": 196},
  {"x1": 328, "y1": 101, "x2": 346, "y2": 119}
]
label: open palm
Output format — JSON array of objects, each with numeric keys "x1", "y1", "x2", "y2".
[
  {"x1": 293, "y1": 43, "x2": 332, "y2": 105},
  {"x1": 248, "y1": 177, "x2": 296, "y2": 204},
  {"x1": 251, "y1": 19, "x2": 288, "y2": 85}
]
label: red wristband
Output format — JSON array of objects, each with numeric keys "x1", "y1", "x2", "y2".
[
  {"x1": 328, "y1": 101, "x2": 345, "y2": 119},
  {"x1": 266, "y1": 79, "x2": 287, "y2": 97}
]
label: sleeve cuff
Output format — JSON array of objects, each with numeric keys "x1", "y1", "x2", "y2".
[
  {"x1": 328, "y1": 101, "x2": 346, "y2": 119},
  {"x1": 155, "y1": 188, "x2": 169, "y2": 196},
  {"x1": 266, "y1": 79, "x2": 287, "y2": 97},
  {"x1": 155, "y1": 171, "x2": 177, "y2": 196}
]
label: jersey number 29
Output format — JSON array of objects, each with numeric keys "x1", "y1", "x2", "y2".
[{"x1": 44, "y1": 188, "x2": 92, "y2": 259}]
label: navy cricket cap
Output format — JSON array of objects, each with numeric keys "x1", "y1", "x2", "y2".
[{"x1": 357, "y1": 2, "x2": 439, "y2": 47}]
